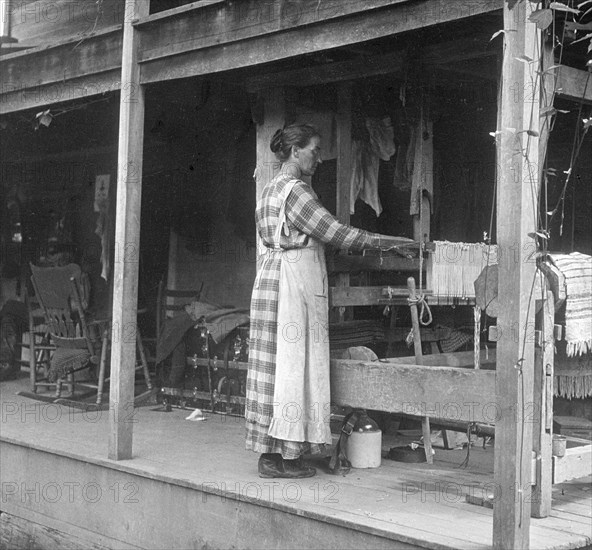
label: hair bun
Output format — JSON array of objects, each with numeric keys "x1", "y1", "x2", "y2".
[{"x1": 270, "y1": 128, "x2": 283, "y2": 153}]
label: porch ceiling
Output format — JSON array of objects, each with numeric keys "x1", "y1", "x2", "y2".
[{"x1": 0, "y1": 0, "x2": 503, "y2": 114}]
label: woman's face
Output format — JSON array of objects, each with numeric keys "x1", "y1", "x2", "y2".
[{"x1": 293, "y1": 135, "x2": 322, "y2": 177}]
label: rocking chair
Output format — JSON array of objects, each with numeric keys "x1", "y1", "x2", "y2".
[{"x1": 29, "y1": 263, "x2": 109, "y2": 404}]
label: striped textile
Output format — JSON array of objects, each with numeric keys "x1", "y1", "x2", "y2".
[
  {"x1": 328, "y1": 320, "x2": 385, "y2": 350},
  {"x1": 551, "y1": 252, "x2": 592, "y2": 357},
  {"x1": 245, "y1": 174, "x2": 391, "y2": 458}
]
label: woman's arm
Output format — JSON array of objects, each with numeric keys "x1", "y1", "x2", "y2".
[{"x1": 286, "y1": 181, "x2": 411, "y2": 251}]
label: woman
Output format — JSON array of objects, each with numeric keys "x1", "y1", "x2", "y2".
[{"x1": 245, "y1": 123, "x2": 411, "y2": 478}]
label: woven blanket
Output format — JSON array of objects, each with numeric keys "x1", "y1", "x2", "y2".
[
  {"x1": 431, "y1": 241, "x2": 498, "y2": 298},
  {"x1": 156, "y1": 301, "x2": 249, "y2": 364},
  {"x1": 550, "y1": 252, "x2": 592, "y2": 357}
]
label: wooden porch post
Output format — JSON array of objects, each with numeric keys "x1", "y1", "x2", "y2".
[
  {"x1": 335, "y1": 82, "x2": 353, "y2": 322},
  {"x1": 531, "y1": 36, "x2": 555, "y2": 519},
  {"x1": 254, "y1": 88, "x2": 285, "y2": 270},
  {"x1": 254, "y1": 88, "x2": 285, "y2": 201},
  {"x1": 108, "y1": 0, "x2": 150, "y2": 460},
  {"x1": 493, "y1": 1, "x2": 541, "y2": 548},
  {"x1": 336, "y1": 82, "x2": 353, "y2": 225}
]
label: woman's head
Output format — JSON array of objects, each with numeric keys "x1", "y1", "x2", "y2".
[{"x1": 270, "y1": 123, "x2": 322, "y2": 177}]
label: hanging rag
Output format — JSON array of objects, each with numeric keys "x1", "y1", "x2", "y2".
[
  {"x1": 409, "y1": 108, "x2": 434, "y2": 217},
  {"x1": 349, "y1": 117, "x2": 396, "y2": 216},
  {"x1": 393, "y1": 123, "x2": 416, "y2": 190},
  {"x1": 95, "y1": 196, "x2": 111, "y2": 281}
]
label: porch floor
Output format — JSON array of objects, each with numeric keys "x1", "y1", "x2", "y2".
[{"x1": 1, "y1": 375, "x2": 591, "y2": 550}]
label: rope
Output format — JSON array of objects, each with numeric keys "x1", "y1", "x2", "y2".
[
  {"x1": 456, "y1": 422, "x2": 477, "y2": 469},
  {"x1": 407, "y1": 293, "x2": 433, "y2": 326}
]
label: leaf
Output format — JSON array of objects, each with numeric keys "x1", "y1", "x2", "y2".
[
  {"x1": 557, "y1": 109, "x2": 571, "y2": 113},
  {"x1": 527, "y1": 129, "x2": 540, "y2": 136},
  {"x1": 549, "y1": 1, "x2": 581, "y2": 14},
  {"x1": 528, "y1": 231, "x2": 549, "y2": 240},
  {"x1": 564, "y1": 21, "x2": 592, "y2": 31},
  {"x1": 491, "y1": 29, "x2": 506, "y2": 41},
  {"x1": 516, "y1": 54, "x2": 534, "y2": 63},
  {"x1": 571, "y1": 32, "x2": 592, "y2": 45},
  {"x1": 583, "y1": 118, "x2": 592, "y2": 129},
  {"x1": 540, "y1": 106, "x2": 557, "y2": 116},
  {"x1": 529, "y1": 8, "x2": 553, "y2": 29}
]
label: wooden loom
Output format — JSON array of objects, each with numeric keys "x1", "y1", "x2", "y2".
[
  {"x1": 329, "y1": 250, "x2": 591, "y2": 518},
  {"x1": 252, "y1": 78, "x2": 589, "y2": 527}
]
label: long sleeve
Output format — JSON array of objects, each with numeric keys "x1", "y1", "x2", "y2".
[{"x1": 285, "y1": 180, "x2": 388, "y2": 251}]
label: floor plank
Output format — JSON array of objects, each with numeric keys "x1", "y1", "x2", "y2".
[{"x1": 1, "y1": 376, "x2": 590, "y2": 550}]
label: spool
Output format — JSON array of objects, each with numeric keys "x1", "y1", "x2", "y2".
[{"x1": 345, "y1": 411, "x2": 382, "y2": 469}]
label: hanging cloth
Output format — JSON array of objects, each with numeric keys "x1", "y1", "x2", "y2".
[
  {"x1": 349, "y1": 117, "x2": 396, "y2": 217},
  {"x1": 409, "y1": 106, "x2": 434, "y2": 217}
]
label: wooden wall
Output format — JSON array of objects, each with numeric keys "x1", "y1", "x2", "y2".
[
  {"x1": 9, "y1": 0, "x2": 123, "y2": 44},
  {"x1": 149, "y1": 79, "x2": 257, "y2": 309}
]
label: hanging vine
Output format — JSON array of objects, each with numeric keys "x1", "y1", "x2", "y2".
[{"x1": 500, "y1": 0, "x2": 591, "y2": 248}]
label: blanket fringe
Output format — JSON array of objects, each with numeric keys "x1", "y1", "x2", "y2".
[
  {"x1": 554, "y1": 374, "x2": 592, "y2": 399},
  {"x1": 566, "y1": 340, "x2": 592, "y2": 358}
]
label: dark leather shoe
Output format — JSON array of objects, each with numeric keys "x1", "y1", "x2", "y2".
[
  {"x1": 283, "y1": 457, "x2": 316, "y2": 478},
  {"x1": 258, "y1": 454, "x2": 316, "y2": 478}
]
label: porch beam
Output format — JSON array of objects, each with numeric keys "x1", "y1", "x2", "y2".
[
  {"x1": 136, "y1": 0, "x2": 414, "y2": 62},
  {"x1": 0, "y1": 71, "x2": 121, "y2": 114},
  {"x1": 555, "y1": 64, "x2": 592, "y2": 104},
  {"x1": 0, "y1": 1, "x2": 504, "y2": 114},
  {"x1": 0, "y1": 26, "x2": 123, "y2": 114},
  {"x1": 138, "y1": 0, "x2": 503, "y2": 84},
  {"x1": 493, "y1": 1, "x2": 540, "y2": 547},
  {"x1": 246, "y1": 36, "x2": 499, "y2": 92},
  {"x1": 108, "y1": 0, "x2": 149, "y2": 461},
  {"x1": 331, "y1": 359, "x2": 496, "y2": 424}
]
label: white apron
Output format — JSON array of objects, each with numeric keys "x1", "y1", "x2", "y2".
[{"x1": 267, "y1": 180, "x2": 332, "y2": 445}]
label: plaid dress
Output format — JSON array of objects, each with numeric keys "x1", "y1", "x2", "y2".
[{"x1": 245, "y1": 174, "x2": 389, "y2": 459}]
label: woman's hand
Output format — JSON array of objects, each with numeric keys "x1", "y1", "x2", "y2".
[{"x1": 379, "y1": 236, "x2": 417, "y2": 250}]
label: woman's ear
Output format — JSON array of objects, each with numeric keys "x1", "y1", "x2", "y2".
[{"x1": 291, "y1": 145, "x2": 299, "y2": 158}]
